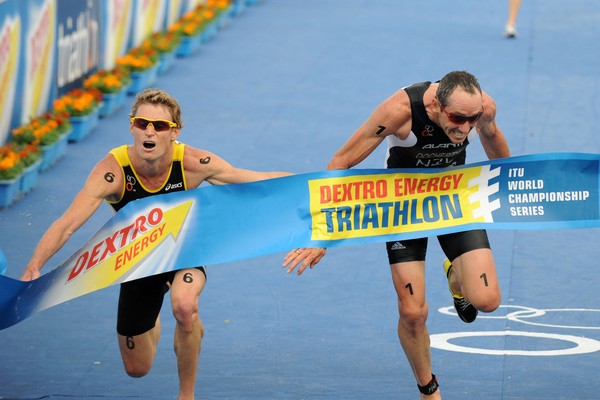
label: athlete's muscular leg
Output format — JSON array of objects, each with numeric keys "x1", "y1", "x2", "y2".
[
  {"x1": 171, "y1": 268, "x2": 206, "y2": 400},
  {"x1": 390, "y1": 261, "x2": 442, "y2": 399},
  {"x1": 117, "y1": 316, "x2": 161, "y2": 377},
  {"x1": 450, "y1": 248, "x2": 501, "y2": 313}
]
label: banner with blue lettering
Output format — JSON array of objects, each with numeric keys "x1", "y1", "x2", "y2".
[{"x1": 1, "y1": 152, "x2": 599, "y2": 330}]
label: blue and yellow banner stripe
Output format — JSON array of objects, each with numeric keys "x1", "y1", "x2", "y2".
[{"x1": 1, "y1": 152, "x2": 599, "y2": 330}]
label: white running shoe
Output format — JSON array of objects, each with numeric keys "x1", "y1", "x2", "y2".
[{"x1": 504, "y1": 25, "x2": 518, "y2": 38}]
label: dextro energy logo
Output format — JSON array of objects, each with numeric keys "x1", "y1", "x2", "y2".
[
  {"x1": 308, "y1": 168, "x2": 488, "y2": 240},
  {"x1": 66, "y1": 201, "x2": 192, "y2": 284},
  {"x1": 0, "y1": 15, "x2": 20, "y2": 143},
  {"x1": 132, "y1": 0, "x2": 162, "y2": 46},
  {"x1": 101, "y1": 0, "x2": 133, "y2": 68},
  {"x1": 23, "y1": 0, "x2": 55, "y2": 120}
]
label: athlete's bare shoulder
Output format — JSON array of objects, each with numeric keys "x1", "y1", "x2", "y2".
[
  {"x1": 86, "y1": 153, "x2": 125, "y2": 201},
  {"x1": 182, "y1": 144, "x2": 214, "y2": 169},
  {"x1": 180, "y1": 144, "x2": 228, "y2": 189},
  {"x1": 373, "y1": 88, "x2": 413, "y2": 138}
]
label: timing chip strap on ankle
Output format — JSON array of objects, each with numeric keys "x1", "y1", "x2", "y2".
[{"x1": 417, "y1": 374, "x2": 439, "y2": 395}]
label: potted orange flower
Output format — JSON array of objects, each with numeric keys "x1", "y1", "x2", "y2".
[
  {"x1": 16, "y1": 144, "x2": 42, "y2": 195},
  {"x1": 10, "y1": 112, "x2": 72, "y2": 171},
  {"x1": 0, "y1": 144, "x2": 26, "y2": 207},
  {"x1": 0, "y1": 144, "x2": 24, "y2": 181},
  {"x1": 172, "y1": 8, "x2": 207, "y2": 37},
  {"x1": 117, "y1": 46, "x2": 159, "y2": 73},
  {"x1": 84, "y1": 66, "x2": 131, "y2": 94},
  {"x1": 117, "y1": 44, "x2": 160, "y2": 95},
  {"x1": 53, "y1": 88, "x2": 102, "y2": 117},
  {"x1": 144, "y1": 31, "x2": 181, "y2": 75},
  {"x1": 10, "y1": 112, "x2": 71, "y2": 147},
  {"x1": 53, "y1": 88, "x2": 102, "y2": 142},
  {"x1": 170, "y1": 7, "x2": 208, "y2": 57},
  {"x1": 211, "y1": 0, "x2": 236, "y2": 29},
  {"x1": 84, "y1": 67, "x2": 132, "y2": 117},
  {"x1": 0, "y1": 142, "x2": 44, "y2": 206},
  {"x1": 201, "y1": 0, "x2": 235, "y2": 42}
]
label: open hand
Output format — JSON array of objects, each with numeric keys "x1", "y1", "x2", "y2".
[{"x1": 283, "y1": 247, "x2": 327, "y2": 275}]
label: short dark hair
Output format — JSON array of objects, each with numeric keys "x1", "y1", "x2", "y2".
[
  {"x1": 130, "y1": 88, "x2": 183, "y2": 129},
  {"x1": 436, "y1": 71, "x2": 482, "y2": 107}
]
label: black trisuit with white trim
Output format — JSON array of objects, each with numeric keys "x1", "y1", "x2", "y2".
[{"x1": 385, "y1": 81, "x2": 490, "y2": 265}]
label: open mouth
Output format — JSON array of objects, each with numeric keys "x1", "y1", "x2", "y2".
[
  {"x1": 143, "y1": 141, "x2": 156, "y2": 149},
  {"x1": 450, "y1": 128, "x2": 470, "y2": 140}
]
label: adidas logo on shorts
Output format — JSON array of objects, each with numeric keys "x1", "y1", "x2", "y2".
[{"x1": 390, "y1": 242, "x2": 406, "y2": 250}]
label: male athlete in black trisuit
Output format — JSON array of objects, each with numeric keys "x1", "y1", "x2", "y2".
[{"x1": 286, "y1": 71, "x2": 510, "y2": 399}]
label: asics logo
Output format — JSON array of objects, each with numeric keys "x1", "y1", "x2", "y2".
[{"x1": 165, "y1": 182, "x2": 183, "y2": 191}]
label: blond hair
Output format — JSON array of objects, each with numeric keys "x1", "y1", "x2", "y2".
[{"x1": 130, "y1": 88, "x2": 183, "y2": 129}]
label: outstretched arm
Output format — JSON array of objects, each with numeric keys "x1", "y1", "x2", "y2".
[
  {"x1": 179, "y1": 146, "x2": 326, "y2": 274},
  {"x1": 286, "y1": 90, "x2": 412, "y2": 275},
  {"x1": 21, "y1": 156, "x2": 121, "y2": 280},
  {"x1": 182, "y1": 146, "x2": 290, "y2": 188}
]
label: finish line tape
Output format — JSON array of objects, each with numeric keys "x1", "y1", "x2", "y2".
[{"x1": 1, "y1": 152, "x2": 599, "y2": 329}]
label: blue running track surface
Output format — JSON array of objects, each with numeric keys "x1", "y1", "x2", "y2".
[{"x1": 1, "y1": 1, "x2": 599, "y2": 399}]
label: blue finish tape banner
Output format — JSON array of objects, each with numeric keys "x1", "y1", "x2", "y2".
[{"x1": 1, "y1": 152, "x2": 599, "y2": 330}]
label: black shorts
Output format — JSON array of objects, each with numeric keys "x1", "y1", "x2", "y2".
[
  {"x1": 117, "y1": 266, "x2": 206, "y2": 337},
  {"x1": 386, "y1": 230, "x2": 491, "y2": 264}
]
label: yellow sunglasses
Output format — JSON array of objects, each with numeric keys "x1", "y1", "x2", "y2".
[{"x1": 130, "y1": 117, "x2": 178, "y2": 132}]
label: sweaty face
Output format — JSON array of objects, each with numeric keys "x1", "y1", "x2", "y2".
[
  {"x1": 130, "y1": 104, "x2": 179, "y2": 159},
  {"x1": 439, "y1": 90, "x2": 483, "y2": 144}
]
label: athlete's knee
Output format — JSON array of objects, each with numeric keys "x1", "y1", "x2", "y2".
[
  {"x1": 398, "y1": 300, "x2": 428, "y2": 328},
  {"x1": 172, "y1": 297, "x2": 199, "y2": 332},
  {"x1": 470, "y1": 290, "x2": 501, "y2": 313},
  {"x1": 125, "y1": 366, "x2": 150, "y2": 378},
  {"x1": 122, "y1": 358, "x2": 152, "y2": 378},
  {"x1": 118, "y1": 332, "x2": 157, "y2": 378}
]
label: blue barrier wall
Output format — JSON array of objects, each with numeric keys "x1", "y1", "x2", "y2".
[{"x1": 0, "y1": 0, "x2": 193, "y2": 144}]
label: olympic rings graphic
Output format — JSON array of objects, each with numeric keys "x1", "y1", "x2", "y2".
[
  {"x1": 508, "y1": 308, "x2": 600, "y2": 330},
  {"x1": 430, "y1": 331, "x2": 600, "y2": 356},
  {"x1": 432, "y1": 304, "x2": 600, "y2": 356},
  {"x1": 437, "y1": 304, "x2": 600, "y2": 329}
]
